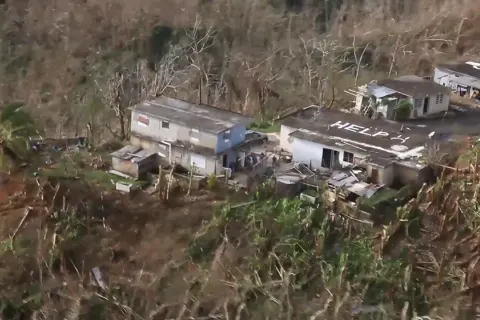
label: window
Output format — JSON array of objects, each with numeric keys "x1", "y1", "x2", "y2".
[
  {"x1": 137, "y1": 115, "x2": 149, "y2": 126},
  {"x1": 343, "y1": 151, "x2": 354, "y2": 164},
  {"x1": 161, "y1": 121, "x2": 169, "y2": 129},
  {"x1": 436, "y1": 94, "x2": 443, "y2": 104},
  {"x1": 190, "y1": 128, "x2": 200, "y2": 142},
  {"x1": 414, "y1": 98, "x2": 422, "y2": 109},
  {"x1": 223, "y1": 130, "x2": 231, "y2": 141}
]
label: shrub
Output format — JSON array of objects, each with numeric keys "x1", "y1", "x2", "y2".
[
  {"x1": 395, "y1": 100, "x2": 413, "y2": 121},
  {"x1": 207, "y1": 174, "x2": 217, "y2": 190}
]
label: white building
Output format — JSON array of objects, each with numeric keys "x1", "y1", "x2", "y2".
[
  {"x1": 433, "y1": 61, "x2": 480, "y2": 98},
  {"x1": 353, "y1": 75, "x2": 450, "y2": 120},
  {"x1": 279, "y1": 107, "x2": 433, "y2": 187}
]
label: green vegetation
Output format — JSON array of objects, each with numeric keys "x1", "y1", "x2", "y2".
[
  {"x1": 395, "y1": 100, "x2": 413, "y2": 121},
  {"x1": 249, "y1": 121, "x2": 281, "y2": 133},
  {"x1": 188, "y1": 197, "x2": 416, "y2": 317},
  {"x1": 358, "y1": 185, "x2": 416, "y2": 213},
  {"x1": 0, "y1": 102, "x2": 38, "y2": 168},
  {"x1": 206, "y1": 173, "x2": 218, "y2": 190}
]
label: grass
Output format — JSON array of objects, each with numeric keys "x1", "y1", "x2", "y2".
[
  {"x1": 249, "y1": 121, "x2": 281, "y2": 133},
  {"x1": 364, "y1": 187, "x2": 398, "y2": 206}
]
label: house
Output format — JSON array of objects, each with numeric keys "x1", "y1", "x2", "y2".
[
  {"x1": 353, "y1": 75, "x2": 450, "y2": 120},
  {"x1": 110, "y1": 145, "x2": 158, "y2": 179},
  {"x1": 279, "y1": 107, "x2": 434, "y2": 187},
  {"x1": 128, "y1": 96, "x2": 253, "y2": 175},
  {"x1": 433, "y1": 61, "x2": 480, "y2": 99}
]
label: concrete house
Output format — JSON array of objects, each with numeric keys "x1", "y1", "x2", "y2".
[
  {"x1": 110, "y1": 145, "x2": 158, "y2": 180},
  {"x1": 279, "y1": 107, "x2": 432, "y2": 187},
  {"x1": 353, "y1": 75, "x2": 450, "y2": 119},
  {"x1": 124, "y1": 96, "x2": 253, "y2": 176},
  {"x1": 433, "y1": 61, "x2": 480, "y2": 99}
]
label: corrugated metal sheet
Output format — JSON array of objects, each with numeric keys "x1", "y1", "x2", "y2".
[
  {"x1": 327, "y1": 170, "x2": 383, "y2": 198},
  {"x1": 367, "y1": 83, "x2": 396, "y2": 98},
  {"x1": 346, "y1": 182, "x2": 383, "y2": 198}
]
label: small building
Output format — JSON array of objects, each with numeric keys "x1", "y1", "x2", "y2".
[
  {"x1": 353, "y1": 75, "x2": 450, "y2": 120},
  {"x1": 128, "y1": 96, "x2": 253, "y2": 176},
  {"x1": 110, "y1": 145, "x2": 158, "y2": 179},
  {"x1": 433, "y1": 61, "x2": 480, "y2": 99},
  {"x1": 279, "y1": 107, "x2": 433, "y2": 187}
]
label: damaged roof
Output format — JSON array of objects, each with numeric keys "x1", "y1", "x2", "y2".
[
  {"x1": 111, "y1": 145, "x2": 156, "y2": 162},
  {"x1": 327, "y1": 171, "x2": 384, "y2": 198},
  {"x1": 376, "y1": 75, "x2": 450, "y2": 97},
  {"x1": 133, "y1": 96, "x2": 253, "y2": 133}
]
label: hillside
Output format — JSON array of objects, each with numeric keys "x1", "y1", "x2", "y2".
[
  {"x1": 1, "y1": 0, "x2": 480, "y2": 319},
  {"x1": 1, "y1": 0, "x2": 480, "y2": 137}
]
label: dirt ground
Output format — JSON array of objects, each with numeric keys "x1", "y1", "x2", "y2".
[{"x1": 0, "y1": 167, "x2": 231, "y2": 312}]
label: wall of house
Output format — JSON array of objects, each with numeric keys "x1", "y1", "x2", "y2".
[
  {"x1": 111, "y1": 154, "x2": 158, "y2": 179},
  {"x1": 216, "y1": 124, "x2": 247, "y2": 153},
  {"x1": 280, "y1": 125, "x2": 295, "y2": 152},
  {"x1": 434, "y1": 68, "x2": 479, "y2": 91},
  {"x1": 291, "y1": 138, "x2": 365, "y2": 169},
  {"x1": 111, "y1": 157, "x2": 139, "y2": 179},
  {"x1": 433, "y1": 68, "x2": 455, "y2": 88},
  {"x1": 410, "y1": 92, "x2": 449, "y2": 118},
  {"x1": 131, "y1": 110, "x2": 218, "y2": 150},
  {"x1": 131, "y1": 134, "x2": 219, "y2": 175},
  {"x1": 170, "y1": 146, "x2": 218, "y2": 175},
  {"x1": 354, "y1": 94, "x2": 366, "y2": 112},
  {"x1": 393, "y1": 163, "x2": 431, "y2": 186},
  {"x1": 290, "y1": 137, "x2": 397, "y2": 186},
  {"x1": 130, "y1": 135, "x2": 170, "y2": 164},
  {"x1": 131, "y1": 135, "x2": 162, "y2": 152},
  {"x1": 366, "y1": 163, "x2": 394, "y2": 186}
]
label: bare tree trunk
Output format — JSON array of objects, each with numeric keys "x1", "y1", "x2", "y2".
[
  {"x1": 118, "y1": 110, "x2": 126, "y2": 140},
  {"x1": 164, "y1": 165, "x2": 175, "y2": 201},
  {"x1": 186, "y1": 167, "x2": 193, "y2": 196},
  {"x1": 156, "y1": 165, "x2": 164, "y2": 199}
]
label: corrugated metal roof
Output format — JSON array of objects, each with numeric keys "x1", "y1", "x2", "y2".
[
  {"x1": 367, "y1": 83, "x2": 396, "y2": 98},
  {"x1": 133, "y1": 96, "x2": 253, "y2": 133},
  {"x1": 327, "y1": 170, "x2": 383, "y2": 198},
  {"x1": 346, "y1": 182, "x2": 383, "y2": 198}
]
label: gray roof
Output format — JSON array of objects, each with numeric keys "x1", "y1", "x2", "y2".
[
  {"x1": 437, "y1": 62, "x2": 480, "y2": 79},
  {"x1": 282, "y1": 108, "x2": 429, "y2": 150},
  {"x1": 111, "y1": 145, "x2": 156, "y2": 162},
  {"x1": 133, "y1": 96, "x2": 253, "y2": 133},
  {"x1": 367, "y1": 83, "x2": 397, "y2": 98},
  {"x1": 377, "y1": 75, "x2": 450, "y2": 97}
]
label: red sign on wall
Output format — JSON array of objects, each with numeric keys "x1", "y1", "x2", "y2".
[{"x1": 137, "y1": 115, "x2": 149, "y2": 126}]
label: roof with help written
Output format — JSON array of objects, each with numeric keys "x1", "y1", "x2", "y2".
[
  {"x1": 282, "y1": 107, "x2": 433, "y2": 164},
  {"x1": 133, "y1": 96, "x2": 253, "y2": 133}
]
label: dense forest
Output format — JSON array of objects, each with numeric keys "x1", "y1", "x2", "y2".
[{"x1": 1, "y1": 0, "x2": 479, "y2": 139}]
